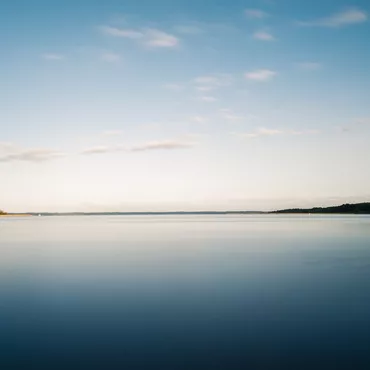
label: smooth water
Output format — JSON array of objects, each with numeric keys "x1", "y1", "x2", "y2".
[{"x1": 1, "y1": 215, "x2": 370, "y2": 369}]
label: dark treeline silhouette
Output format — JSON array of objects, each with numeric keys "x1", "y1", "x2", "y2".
[
  {"x1": 0, "y1": 209, "x2": 6, "y2": 215},
  {"x1": 271, "y1": 202, "x2": 370, "y2": 214}
]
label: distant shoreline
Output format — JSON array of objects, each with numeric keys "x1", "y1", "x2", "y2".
[
  {"x1": 2, "y1": 202, "x2": 370, "y2": 216},
  {"x1": 0, "y1": 214, "x2": 32, "y2": 217}
]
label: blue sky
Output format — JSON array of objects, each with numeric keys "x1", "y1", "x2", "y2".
[{"x1": 1, "y1": 0, "x2": 370, "y2": 212}]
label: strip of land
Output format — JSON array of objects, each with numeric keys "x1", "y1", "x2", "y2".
[
  {"x1": 1, "y1": 202, "x2": 370, "y2": 216},
  {"x1": 270, "y1": 202, "x2": 370, "y2": 214}
]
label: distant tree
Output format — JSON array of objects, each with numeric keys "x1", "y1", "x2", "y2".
[
  {"x1": 270, "y1": 203, "x2": 370, "y2": 214},
  {"x1": 0, "y1": 209, "x2": 6, "y2": 215}
]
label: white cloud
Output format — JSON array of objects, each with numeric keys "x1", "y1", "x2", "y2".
[
  {"x1": 42, "y1": 53, "x2": 65, "y2": 60},
  {"x1": 0, "y1": 147, "x2": 64, "y2": 162},
  {"x1": 81, "y1": 146, "x2": 114, "y2": 155},
  {"x1": 101, "y1": 52, "x2": 122, "y2": 62},
  {"x1": 144, "y1": 29, "x2": 179, "y2": 48},
  {"x1": 245, "y1": 69, "x2": 277, "y2": 81},
  {"x1": 193, "y1": 74, "x2": 233, "y2": 92},
  {"x1": 245, "y1": 9, "x2": 269, "y2": 19},
  {"x1": 297, "y1": 7, "x2": 367, "y2": 28},
  {"x1": 100, "y1": 26, "x2": 144, "y2": 38},
  {"x1": 130, "y1": 140, "x2": 194, "y2": 152},
  {"x1": 81, "y1": 145, "x2": 127, "y2": 155},
  {"x1": 81, "y1": 138, "x2": 196, "y2": 155},
  {"x1": 241, "y1": 128, "x2": 283, "y2": 138},
  {"x1": 199, "y1": 96, "x2": 218, "y2": 103},
  {"x1": 253, "y1": 31, "x2": 275, "y2": 41},
  {"x1": 220, "y1": 109, "x2": 245, "y2": 122},
  {"x1": 297, "y1": 62, "x2": 322, "y2": 70},
  {"x1": 240, "y1": 127, "x2": 319, "y2": 138},
  {"x1": 101, "y1": 26, "x2": 179, "y2": 48}
]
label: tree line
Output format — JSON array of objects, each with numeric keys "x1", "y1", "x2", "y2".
[{"x1": 271, "y1": 203, "x2": 370, "y2": 214}]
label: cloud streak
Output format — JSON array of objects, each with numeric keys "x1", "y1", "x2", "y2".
[
  {"x1": 242, "y1": 128, "x2": 283, "y2": 138},
  {"x1": 253, "y1": 31, "x2": 275, "y2": 41},
  {"x1": 220, "y1": 109, "x2": 246, "y2": 122},
  {"x1": 101, "y1": 26, "x2": 179, "y2": 48},
  {"x1": 297, "y1": 8, "x2": 367, "y2": 28},
  {"x1": 100, "y1": 26, "x2": 144, "y2": 39},
  {"x1": 245, "y1": 69, "x2": 277, "y2": 81},
  {"x1": 42, "y1": 53, "x2": 65, "y2": 60},
  {"x1": 240, "y1": 128, "x2": 319, "y2": 139},
  {"x1": 81, "y1": 139, "x2": 196, "y2": 155},
  {"x1": 193, "y1": 74, "x2": 233, "y2": 92},
  {"x1": 0, "y1": 147, "x2": 64, "y2": 162},
  {"x1": 130, "y1": 140, "x2": 194, "y2": 152},
  {"x1": 145, "y1": 29, "x2": 179, "y2": 48},
  {"x1": 81, "y1": 146, "x2": 117, "y2": 155}
]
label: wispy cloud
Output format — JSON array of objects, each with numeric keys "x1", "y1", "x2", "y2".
[
  {"x1": 100, "y1": 26, "x2": 144, "y2": 38},
  {"x1": 81, "y1": 145, "x2": 127, "y2": 155},
  {"x1": 101, "y1": 26, "x2": 179, "y2": 48},
  {"x1": 297, "y1": 62, "x2": 322, "y2": 70},
  {"x1": 245, "y1": 9, "x2": 269, "y2": 19},
  {"x1": 253, "y1": 31, "x2": 275, "y2": 41},
  {"x1": 144, "y1": 29, "x2": 179, "y2": 48},
  {"x1": 42, "y1": 53, "x2": 65, "y2": 60},
  {"x1": 240, "y1": 128, "x2": 319, "y2": 138},
  {"x1": 220, "y1": 109, "x2": 245, "y2": 122},
  {"x1": 242, "y1": 127, "x2": 283, "y2": 138},
  {"x1": 0, "y1": 147, "x2": 64, "y2": 162},
  {"x1": 81, "y1": 138, "x2": 196, "y2": 155},
  {"x1": 130, "y1": 140, "x2": 194, "y2": 152},
  {"x1": 297, "y1": 7, "x2": 367, "y2": 28},
  {"x1": 81, "y1": 146, "x2": 113, "y2": 155},
  {"x1": 193, "y1": 74, "x2": 232, "y2": 92},
  {"x1": 101, "y1": 52, "x2": 122, "y2": 62},
  {"x1": 245, "y1": 69, "x2": 277, "y2": 81}
]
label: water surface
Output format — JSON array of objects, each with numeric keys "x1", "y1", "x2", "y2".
[{"x1": 1, "y1": 215, "x2": 370, "y2": 369}]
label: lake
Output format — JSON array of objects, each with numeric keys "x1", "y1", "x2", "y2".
[{"x1": 1, "y1": 215, "x2": 370, "y2": 369}]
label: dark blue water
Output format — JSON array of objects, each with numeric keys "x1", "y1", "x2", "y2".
[{"x1": 1, "y1": 215, "x2": 370, "y2": 369}]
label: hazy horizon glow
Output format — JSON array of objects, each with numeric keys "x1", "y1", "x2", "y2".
[{"x1": 1, "y1": 0, "x2": 370, "y2": 212}]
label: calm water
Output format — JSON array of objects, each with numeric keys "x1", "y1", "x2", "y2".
[{"x1": 1, "y1": 215, "x2": 370, "y2": 369}]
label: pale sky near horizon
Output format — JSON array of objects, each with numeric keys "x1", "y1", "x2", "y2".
[{"x1": 1, "y1": 0, "x2": 370, "y2": 212}]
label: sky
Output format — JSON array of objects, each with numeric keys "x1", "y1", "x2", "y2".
[{"x1": 1, "y1": 0, "x2": 370, "y2": 212}]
